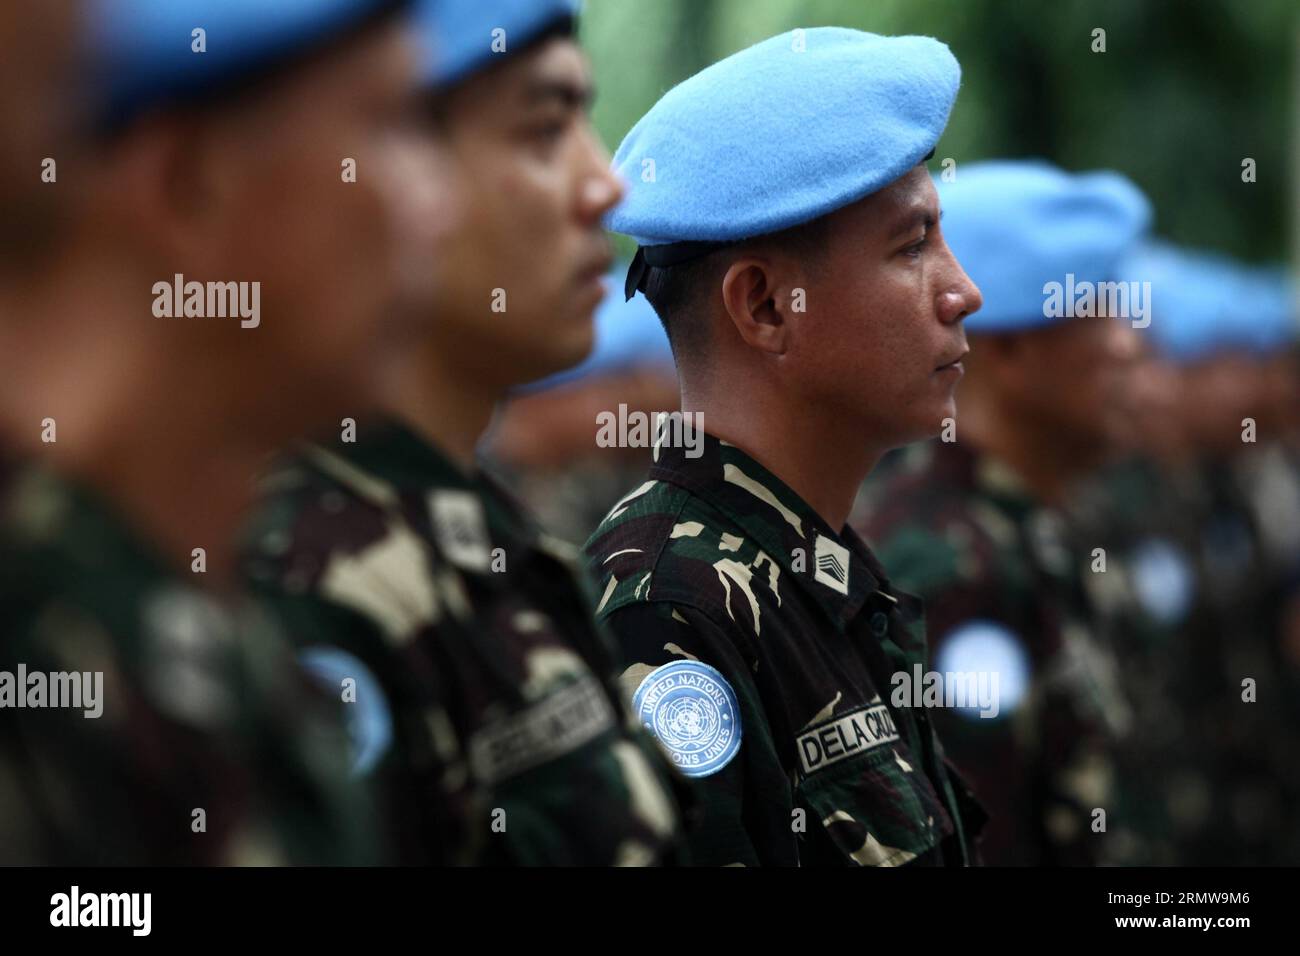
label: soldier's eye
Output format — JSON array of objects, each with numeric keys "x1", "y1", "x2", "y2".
[
  {"x1": 902, "y1": 235, "x2": 929, "y2": 258},
  {"x1": 536, "y1": 121, "x2": 568, "y2": 143}
]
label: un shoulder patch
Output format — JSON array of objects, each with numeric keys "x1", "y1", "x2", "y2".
[
  {"x1": 632, "y1": 660, "x2": 742, "y2": 778},
  {"x1": 298, "y1": 647, "x2": 394, "y2": 775},
  {"x1": 1130, "y1": 536, "x2": 1195, "y2": 624}
]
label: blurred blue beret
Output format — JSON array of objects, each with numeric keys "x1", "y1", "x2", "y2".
[
  {"x1": 609, "y1": 28, "x2": 960, "y2": 249},
  {"x1": 520, "y1": 262, "x2": 674, "y2": 393},
  {"x1": 939, "y1": 160, "x2": 1153, "y2": 334},
  {"x1": 415, "y1": 0, "x2": 579, "y2": 89},
  {"x1": 1121, "y1": 241, "x2": 1298, "y2": 361},
  {"x1": 90, "y1": 0, "x2": 411, "y2": 130}
]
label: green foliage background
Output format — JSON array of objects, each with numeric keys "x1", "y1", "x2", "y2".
[{"x1": 580, "y1": 0, "x2": 1296, "y2": 264}]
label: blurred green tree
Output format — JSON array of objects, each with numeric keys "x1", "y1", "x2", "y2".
[{"x1": 581, "y1": 0, "x2": 1294, "y2": 263}]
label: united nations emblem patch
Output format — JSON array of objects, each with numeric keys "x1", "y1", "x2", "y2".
[{"x1": 632, "y1": 660, "x2": 741, "y2": 778}]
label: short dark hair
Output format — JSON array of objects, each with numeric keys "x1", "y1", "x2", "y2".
[
  {"x1": 641, "y1": 214, "x2": 832, "y2": 363},
  {"x1": 641, "y1": 252, "x2": 722, "y2": 362}
]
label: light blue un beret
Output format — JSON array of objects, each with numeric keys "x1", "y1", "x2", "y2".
[
  {"x1": 939, "y1": 160, "x2": 1153, "y2": 334},
  {"x1": 415, "y1": 0, "x2": 579, "y2": 89},
  {"x1": 1120, "y1": 241, "x2": 1298, "y2": 362},
  {"x1": 90, "y1": 0, "x2": 411, "y2": 130},
  {"x1": 611, "y1": 27, "x2": 961, "y2": 296}
]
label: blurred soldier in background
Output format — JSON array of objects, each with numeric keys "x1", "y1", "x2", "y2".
[
  {"x1": 1073, "y1": 243, "x2": 1300, "y2": 864},
  {"x1": 855, "y1": 160, "x2": 1151, "y2": 865},
  {"x1": 243, "y1": 0, "x2": 687, "y2": 865},
  {"x1": 586, "y1": 28, "x2": 987, "y2": 867},
  {"x1": 0, "y1": 0, "x2": 450, "y2": 864}
]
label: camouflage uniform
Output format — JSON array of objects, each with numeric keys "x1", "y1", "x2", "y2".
[
  {"x1": 1183, "y1": 451, "x2": 1300, "y2": 864},
  {"x1": 1069, "y1": 446, "x2": 1300, "y2": 865},
  {"x1": 1235, "y1": 442, "x2": 1300, "y2": 864},
  {"x1": 585, "y1": 434, "x2": 986, "y2": 867},
  {"x1": 853, "y1": 439, "x2": 1131, "y2": 866},
  {"x1": 0, "y1": 457, "x2": 375, "y2": 864},
  {"x1": 1067, "y1": 455, "x2": 1213, "y2": 864},
  {"x1": 242, "y1": 418, "x2": 687, "y2": 865}
]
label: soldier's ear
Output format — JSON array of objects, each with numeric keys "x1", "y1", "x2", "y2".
[
  {"x1": 96, "y1": 114, "x2": 226, "y2": 263},
  {"x1": 720, "y1": 256, "x2": 788, "y2": 356}
]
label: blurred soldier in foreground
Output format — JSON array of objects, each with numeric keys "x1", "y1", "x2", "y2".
[
  {"x1": 0, "y1": 0, "x2": 83, "y2": 859},
  {"x1": 0, "y1": 0, "x2": 449, "y2": 864},
  {"x1": 586, "y1": 28, "x2": 988, "y2": 866},
  {"x1": 0, "y1": 0, "x2": 82, "y2": 271},
  {"x1": 244, "y1": 0, "x2": 687, "y2": 865},
  {"x1": 855, "y1": 160, "x2": 1151, "y2": 865}
]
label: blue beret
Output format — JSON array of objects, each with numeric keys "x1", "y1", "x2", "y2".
[
  {"x1": 90, "y1": 0, "x2": 410, "y2": 129},
  {"x1": 938, "y1": 160, "x2": 1153, "y2": 334},
  {"x1": 609, "y1": 28, "x2": 960, "y2": 248},
  {"x1": 1121, "y1": 241, "x2": 1298, "y2": 361},
  {"x1": 415, "y1": 0, "x2": 579, "y2": 89},
  {"x1": 520, "y1": 262, "x2": 674, "y2": 393}
]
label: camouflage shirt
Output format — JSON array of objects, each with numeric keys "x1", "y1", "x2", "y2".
[
  {"x1": 1064, "y1": 455, "x2": 1213, "y2": 864},
  {"x1": 1070, "y1": 448, "x2": 1300, "y2": 864},
  {"x1": 242, "y1": 418, "x2": 687, "y2": 865},
  {"x1": 0, "y1": 458, "x2": 374, "y2": 865},
  {"x1": 853, "y1": 440, "x2": 1131, "y2": 865},
  {"x1": 584, "y1": 434, "x2": 986, "y2": 867}
]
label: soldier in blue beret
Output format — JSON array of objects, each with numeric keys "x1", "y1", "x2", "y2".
[
  {"x1": 855, "y1": 159, "x2": 1158, "y2": 864},
  {"x1": 243, "y1": 0, "x2": 690, "y2": 865},
  {"x1": 0, "y1": 0, "x2": 455, "y2": 863},
  {"x1": 1107, "y1": 242, "x2": 1300, "y2": 864},
  {"x1": 583, "y1": 27, "x2": 990, "y2": 866}
]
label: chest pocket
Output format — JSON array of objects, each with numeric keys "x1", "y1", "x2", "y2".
[{"x1": 793, "y1": 699, "x2": 954, "y2": 866}]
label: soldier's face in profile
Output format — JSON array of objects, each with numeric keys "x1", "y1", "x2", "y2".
[
  {"x1": 783, "y1": 167, "x2": 979, "y2": 446},
  {"x1": 1261, "y1": 353, "x2": 1300, "y2": 439},
  {"x1": 1180, "y1": 355, "x2": 1267, "y2": 454},
  {"x1": 426, "y1": 36, "x2": 621, "y2": 387},
  {"x1": 999, "y1": 313, "x2": 1140, "y2": 454},
  {"x1": 1125, "y1": 353, "x2": 1188, "y2": 459},
  {"x1": 153, "y1": 19, "x2": 453, "y2": 434}
]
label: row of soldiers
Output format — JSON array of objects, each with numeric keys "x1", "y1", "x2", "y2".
[
  {"x1": 490, "y1": 162, "x2": 1300, "y2": 867},
  {"x1": 2, "y1": 0, "x2": 1296, "y2": 866},
  {"x1": 852, "y1": 167, "x2": 1300, "y2": 866}
]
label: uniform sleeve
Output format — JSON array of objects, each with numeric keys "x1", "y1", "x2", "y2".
[
  {"x1": 601, "y1": 600, "x2": 798, "y2": 867},
  {"x1": 250, "y1": 583, "x2": 395, "y2": 738},
  {"x1": 247, "y1": 580, "x2": 465, "y2": 864},
  {"x1": 1, "y1": 601, "x2": 377, "y2": 865}
]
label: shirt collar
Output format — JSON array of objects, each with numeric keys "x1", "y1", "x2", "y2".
[{"x1": 648, "y1": 432, "x2": 893, "y2": 626}]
